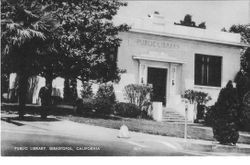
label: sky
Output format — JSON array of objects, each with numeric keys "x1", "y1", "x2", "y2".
[{"x1": 116, "y1": 0, "x2": 250, "y2": 31}]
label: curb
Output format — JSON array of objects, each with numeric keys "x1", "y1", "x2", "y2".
[
  {"x1": 1, "y1": 117, "x2": 24, "y2": 126},
  {"x1": 180, "y1": 141, "x2": 250, "y2": 154}
]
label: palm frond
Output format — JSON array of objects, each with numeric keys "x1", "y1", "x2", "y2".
[
  {"x1": 23, "y1": 9, "x2": 39, "y2": 19},
  {"x1": 27, "y1": 28, "x2": 46, "y2": 40},
  {"x1": 5, "y1": 22, "x2": 22, "y2": 31},
  {"x1": 17, "y1": 29, "x2": 31, "y2": 39}
]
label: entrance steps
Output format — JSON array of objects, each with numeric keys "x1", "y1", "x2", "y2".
[{"x1": 162, "y1": 108, "x2": 190, "y2": 123}]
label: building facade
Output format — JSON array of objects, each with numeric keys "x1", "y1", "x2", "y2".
[{"x1": 113, "y1": 14, "x2": 244, "y2": 117}]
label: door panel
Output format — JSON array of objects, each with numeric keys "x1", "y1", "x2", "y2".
[{"x1": 147, "y1": 67, "x2": 167, "y2": 106}]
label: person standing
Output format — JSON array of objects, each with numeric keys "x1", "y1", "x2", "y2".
[{"x1": 38, "y1": 83, "x2": 52, "y2": 119}]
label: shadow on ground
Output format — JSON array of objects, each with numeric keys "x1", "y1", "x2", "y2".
[{"x1": 1, "y1": 103, "x2": 122, "y2": 121}]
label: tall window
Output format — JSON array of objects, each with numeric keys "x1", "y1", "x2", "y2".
[{"x1": 195, "y1": 54, "x2": 222, "y2": 87}]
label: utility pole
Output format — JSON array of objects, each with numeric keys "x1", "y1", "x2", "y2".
[
  {"x1": 182, "y1": 98, "x2": 188, "y2": 142},
  {"x1": 184, "y1": 101, "x2": 188, "y2": 142}
]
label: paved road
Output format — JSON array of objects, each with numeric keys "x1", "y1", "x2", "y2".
[
  {"x1": 1, "y1": 117, "x2": 247, "y2": 156},
  {"x1": 1, "y1": 118, "x2": 206, "y2": 156}
]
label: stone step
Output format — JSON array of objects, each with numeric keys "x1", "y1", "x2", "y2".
[
  {"x1": 162, "y1": 109, "x2": 186, "y2": 122},
  {"x1": 163, "y1": 117, "x2": 185, "y2": 119},
  {"x1": 163, "y1": 114, "x2": 184, "y2": 117},
  {"x1": 162, "y1": 120, "x2": 188, "y2": 123}
]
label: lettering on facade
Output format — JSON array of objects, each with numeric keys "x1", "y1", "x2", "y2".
[{"x1": 133, "y1": 38, "x2": 180, "y2": 49}]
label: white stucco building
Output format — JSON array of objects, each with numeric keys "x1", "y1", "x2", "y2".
[{"x1": 112, "y1": 13, "x2": 247, "y2": 118}]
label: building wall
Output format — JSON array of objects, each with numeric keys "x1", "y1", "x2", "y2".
[{"x1": 116, "y1": 31, "x2": 241, "y2": 107}]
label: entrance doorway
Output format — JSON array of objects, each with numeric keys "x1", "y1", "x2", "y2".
[{"x1": 147, "y1": 67, "x2": 167, "y2": 106}]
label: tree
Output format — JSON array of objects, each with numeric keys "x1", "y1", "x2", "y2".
[
  {"x1": 55, "y1": 0, "x2": 129, "y2": 81},
  {"x1": 1, "y1": 0, "x2": 58, "y2": 118},
  {"x1": 228, "y1": 25, "x2": 250, "y2": 98},
  {"x1": 1, "y1": 0, "x2": 130, "y2": 116},
  {"x1": 53, "y1": 0, "x2": 129, "y2": 101},
  {"x1": 174, "y1": 14, "x2": 206, "y2": 29},
  {"x1": 227, "y1": 24, "x2": 250, "y2": 75},
  {"x1": 212, "y1": 81, "x2": 240, "y2": 145},
  {"x1": 229, "y1": 24, "x2": 250, "y2": 130}
]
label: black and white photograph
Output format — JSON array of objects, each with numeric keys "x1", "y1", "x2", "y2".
[{"x1": 1, "y1": 0, "x2": 250, "y2": 157}]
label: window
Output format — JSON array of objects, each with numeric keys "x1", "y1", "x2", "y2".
[{"x1": 195, "y1": 54, "x2": 222, "y2": 87}]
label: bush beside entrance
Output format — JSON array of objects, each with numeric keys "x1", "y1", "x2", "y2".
[{"x1": 211, "y1": 81, "x2": 240, "y2": 145}]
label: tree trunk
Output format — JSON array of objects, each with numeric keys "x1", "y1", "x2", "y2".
[
  {"x1": 63, "y1": 78, "x2": 77, "y2": 104},
  {"x1": 71, "y1": 78, "x2": 78, "y2": 101},
  {"x1": 18, "y1": 72, "x2": 28, "y2": 118},
  {"x1": 45, "y1": 75, "x2": 53, "y2": 104},
  {"x1": 64, "y1": 77, "x2": 70, "y2": 103}
]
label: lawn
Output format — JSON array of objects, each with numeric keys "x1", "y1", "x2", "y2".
[
  {"x1": 58, "y1": 115, "x2": 215, "y2": 141},
  {"x1": 1, "y1": 103, "x2": 249, "y2": 144}
]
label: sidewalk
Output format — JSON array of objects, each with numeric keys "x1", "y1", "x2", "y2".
[{"x1": 1, "y1": 113, "x2": 250, "y2": 155}]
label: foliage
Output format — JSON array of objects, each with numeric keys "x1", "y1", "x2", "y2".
[
  {"x1": 51, "y1": 96, "x2": 63, "y2": 105},
  {"x1": 93, "y1": 83, "x2": 116, "y2": 115},
  {"x1": 1, "y1": 0, "x2": 59, "y2": 117},
  {"x1": 75, "y1": 98, "x2": 94, "y2": 115},
  {"x1": 229, "y1": 24, "x2": 250, "y2": 44},
  {"x1": 1, "y1": 0, "x2": 58, "y2": 75},
  {"x1": 1, "y1": 0, "x2": 129, "y2": 117},
  {"x1": 53, "y1": 0, "x2": 130, "y2": 82},
  {"x1": 54, "y1": 0, "x2": 129, "y2": 103},
  {"x1": 234, "y1": 70, "x2": 250, "y2": 102},
  {"x1": 81, "y1": 82, "x2": 94, "y2": 99},
  {"x1": 238, "y1": 91, "x2": 250, "y2": 131},
  {"x1": 182, "y1": 89, "x2": 211, "y2": 104},
  {"x1": 182, "y1": 90, "x2": 211, "y2": 120},
  {"x1": 113, "y1": 102, "x2": 140, "y2": 118},
  {"x1": 94, "y1": 99, "x2": 113, "y2": 115},
  {"x1": 227, "y1": 24, "x2": 250, "y2": 131},
  {"x1": 204, "y1": 105, "x2": 216, "y2": 126},
  {"x1": 124, "y1": 84, "x2": 152, "y2": 112},
  {"x1": 212, "y1": 81, "x2": 240, "y2": 145},
  {"x1": 229, "y1": 24, "x2": 250, "y2": 81},
  {"x1": 174, "y1": 14, "x2": 206, "y2": 29},
  {"x1": 95, "y1": 83, "x2": 116, "y2": 104},
  {"x1": 63, "y1": 78, "x2": 78, "y2": 104},
  {"x1": 1, "y1": 73, "x2": 9, "y2": 97}
]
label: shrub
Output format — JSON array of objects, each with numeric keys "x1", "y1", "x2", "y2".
[
  {"x1": 124, "y1": 84, "x2": 152, "y2": 112},
  {"x1": 95, "y1": 83, "x2": 116, "y2": 104},
  {"x1": 235, "y1": 71, "x2": 250, "y2": 131},
  {"x1": 94, "y1": 99, "x2": 113, "y2": 115},
  {"x1": 75, "y1": 98, "x2": 94, "y2": 115},
  {"x1": 182, "y1": 89, "x2": 211, "y2": 119},
  {"x1": 51, "y1": 96, "x2": 63, "y2": 105},
  {"x1": 93, "y1": 83, "x2": 116, "y2": 115},
  {"x1": 204, "y1": 105, "x2": 216, "y2": 126},
  {"x1": 235, "y1": 70, "x2": 250, "y2": 102},
  {"x1": 81, "y1": 82, "x2": 93, "y2": 99},
  {"x1": 182, "y1": 89, "x2": 211, "y2": 104},
  {"x1": 212, "y1": 81, "x2": 240, "y2": 145},
  {"x1": 238, "y1": 91, "x2": 250, "y2": 131},
  {"x1": 113, "y1": 102, "x2": 140, "y2": 118}
]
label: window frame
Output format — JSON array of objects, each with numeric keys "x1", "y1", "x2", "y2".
[{"x1": 194, "y1": 54, "x2": 222, "y2": 87}]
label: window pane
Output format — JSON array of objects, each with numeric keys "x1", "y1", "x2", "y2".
[
  {"x1": 195, "y1": 54, "x2": 222, "y2": 87},
  {"x1": 195, "y1": 54, "x2": 202, "y2": 85}
]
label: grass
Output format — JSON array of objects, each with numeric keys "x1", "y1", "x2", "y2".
[
  {"x1": 1, "y1": 103, "x2": 250, "y2": 144},
  {"x1": 58, "y1": 115, "x2": 214, "y2": 141}
]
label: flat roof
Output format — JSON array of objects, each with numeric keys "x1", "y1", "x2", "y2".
[{"x1": 114, "y1": 16, "x2": 249, "y2": 47}]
